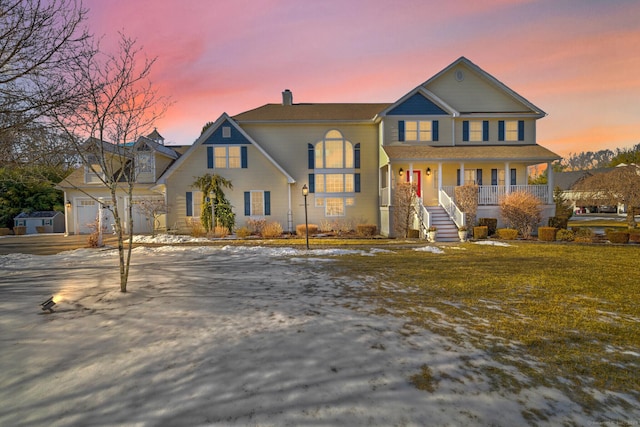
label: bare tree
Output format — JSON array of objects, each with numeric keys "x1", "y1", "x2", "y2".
[
  {"x1": 572, "y1": 164, "x2": 640, "y2": 229},
  {"x1": 454, "y1": 184, "x2": 478, "y2": 227},
  {"x1": 133, "y1": 198, "x2": 168, "y2": 237},
  {"x1": 0, "y1": 0, "x2": 91, "y2": 137},
  {"x1": 393, "y1": 182, "x2": 417, "y2": 238},
  {"x1": 53, "y1": 34, "x2": 168, "y2": 292}
]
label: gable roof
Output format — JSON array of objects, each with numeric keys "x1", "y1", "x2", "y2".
[
  {"x1": 14, "y1": 211, "x2": 62, "y2": 219},
  {"x1": 379, "y1": 88, "x2": 458, "y2": 117},
  {"x1": 233, "y1": 103, "x2": 390, "y2": 123},
  {"x1": 422, "y1": 56, "x2": 546, "y2": 117},
  {"x1": 135, "y1": 135, "x2": 180, "y2": 159},
  {"x1": 157, "y1": 113, "x2": 295, "y2": 185}
]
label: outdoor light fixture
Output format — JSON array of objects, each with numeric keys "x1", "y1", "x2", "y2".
[
  {"x1": 66, "y1": 200, "x2": 71, "y2": 209},
  {"x1": 399, "y1": 168, "x2": 404, "y2": 177},
  {"x1": 426, "y1": 167, "x2": 431, "y2": 176},
  {"x1": 40, "y1": 296, "x2": 56, "y2": 313},
  {"x1": 302, "y1": 184, "x2": 309, "y2": 250}
]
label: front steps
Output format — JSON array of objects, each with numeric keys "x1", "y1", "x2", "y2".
[{"x1": 426, "y1": 206, "x2": 460, "y2": 242}]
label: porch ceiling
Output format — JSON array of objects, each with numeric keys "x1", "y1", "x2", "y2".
[{"x1": 383, "y1": 144, "x2": 560, "y2": 163}]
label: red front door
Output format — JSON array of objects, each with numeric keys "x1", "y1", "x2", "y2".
[{"x1": 406, "y1": 170, "x2": 422, "y2": 197}]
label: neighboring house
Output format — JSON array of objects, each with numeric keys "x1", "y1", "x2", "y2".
[
  {"x1": 556, "y1": 166, "x2": 630, "y2": 214},
  {"x1": 14, "y1": 211, "x2": 65, "y2": 234},
  {"x1": 59, "y1": 57, "x2": 560, "y2": 238},
  {"x1": 57, "y1": 130, "x2": 189, "y2": 235}
]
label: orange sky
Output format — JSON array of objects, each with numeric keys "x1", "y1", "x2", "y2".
[{"x1": 84, "y1": 0, "x2": 640, "y2": 158}]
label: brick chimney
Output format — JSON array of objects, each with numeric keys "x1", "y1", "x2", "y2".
[{"x1": 282, "y1": 89, "x2": 293, "y2": 106}]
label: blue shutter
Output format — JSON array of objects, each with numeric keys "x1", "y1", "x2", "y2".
[
  {"x1": 207, "y1": 147, "x2": 213, "y2": 169},
  {"x1": 491, "y1": 169, "x2": 498, "y2": 185},
  {"x1": 518, "y1": 120, "x2": 525, "y2": 141},
  {"x1": 462, "y1": 121, "x2": 469, "y2": 141},
  {"x1": 432, "y1": 120, "x2": 439, "y2": 141},
  {"x1": 308, "y1": 144, "x2": 314, "y2": 169},
  {"x1": 244, "y1": 192, "x2": 250, "y2": 216},
  {"x1": 498, "y1": 121, "x2": 505, "y2": 141},
  {"x1": 476, "y1": 169, "x2": 483, "y2": 185},
  {"x1": 482, "y1": 121, "x2": 489, "y2": 141},
  {"x1": 354, "y1": 143, "x2": 360, "y2": 168},
  {"x1": 510, "y1": 168, "x2": 517, "y2": 185},
  {"x1": 308, "y1": 174, "x2": 315, "y2": 193},
  {"x1": 457, "y1": 169, "x2": 461, "y2": 186},
  {"x1": 186, "y1": 192, "x2": 193, "y2": 216},
  {"x1": 264, "y1": 191, "x2": 271, "y2": 215},
  {"x1": 355, "y1": 173, "x2": 361, "y2": 193},
  {"x1": 398, "y1": 120, "x2": 405, "y2": 141},
  {"x1": 241, "y1": 146, "x2": 248, "y2": 168}
]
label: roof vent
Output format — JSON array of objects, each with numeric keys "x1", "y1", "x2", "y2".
[{"x1": 282, "y1": 89, "x2": 293, "y2": 106}]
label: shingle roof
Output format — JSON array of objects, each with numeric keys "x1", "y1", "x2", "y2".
[
  {"x1": 554, "y1": 168, "x2": 615, "y2": 190},
  {"x1": 383, "y1": 144, "x2": 560, "y2": 162},
  {"x1": 233, "y1": 103, "x2": 391, "y2": 122},
  {"x1": 14, "y1": 211, "x2": 61, "y2": 219}
]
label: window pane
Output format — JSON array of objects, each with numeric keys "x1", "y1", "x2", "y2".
[
  {"x1": 315, "y1": 174, "x2": 325, "y2": 193},
  {"x1": 325, "y1": 130, "x2": 342, "y2": 139},
  {"x1": 469, "y1": 122, "x2": 483, "y2": 142},
  {"x1": 315, "y1": 142, "x2": 324, "y2": 168},
  {"x1": 344, "y1": 174, "x2": 354, "y2": 192},
  {"x1": 315, "y1": 197, "x2": 324, "y2": 207},
  {"x1": 345, "y1": 197, "x2": 355, "y2": 206},
  {"x1": 344, "y1": 141, "x2": 353, "y2": 168},
  {"x1": 326, "y1": 174, "x2": 344, "y2": 192},
  {"x1": 214, "y1": 147, "x2": 226, "y2": 168},
  {"x1": 405, "y1": 121, "x2": 418, "y2": 141},
  {"x1": 505, "y1": 121, "x2": 518, "y2": 141},
  {"x1": 250, "y1": 191, "x2": 264, "y2": 216},
  {"x1": 325, "y1": 140, "x2": 343, "y2": 168},
  {"x1": 193, "y1": 191, "x2": 203, "y2": 218},
  {"x1": 419, "y1": 121, "x2": 432, "y2": 141},
  {"x1": 326, "y1": 198, "x2": 344, "y2": 216},
  {"x1": 228, "y1": 146, "x2": 241, "y2": 168},
  {"x1": 464, "y1": 169, "x2": 476, "y2": 185}
]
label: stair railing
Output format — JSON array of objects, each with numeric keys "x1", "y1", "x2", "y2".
[
  {"x1": 413, "y1": 195, "x2": 431, "y2": 239},
  {"x1": 438, "y1": 189, "x2": 465, "y2": 228}
]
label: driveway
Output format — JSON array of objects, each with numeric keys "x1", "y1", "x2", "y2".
[{"x1": 0, "y1": 234, "x2": 119, "y2": 256}]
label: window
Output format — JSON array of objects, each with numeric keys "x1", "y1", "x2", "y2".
[
  {"x1": 84, "y1": 156, "x2": 104, "y2": 183},
  {"x1": 463, "y1": 120, "x2": 489, "y2": 142},
  {"x1": 315, "y1": 174, "x2": 354, "y2": 193},
  {"x1": 244, "y1": 191, "x2": 270, "y2": 216},
  {"x1": 399, "y1": 120, "x2": 439, "y2": 142},
  {"x1": 186, "y1": 191, "x2": 203, "y2": 217},
  {"x1": 209, "y1": 146, "x2": 244, "y2": 169},
  {"x1": 499, "y1": 120, "x2": 525, "y2": 141},
  {"x1": 464, "y1": 169, "x2": 477, "y2": 185},
  {"x1": 326, "y1": 198, "x2": 344, "y2": 217}
]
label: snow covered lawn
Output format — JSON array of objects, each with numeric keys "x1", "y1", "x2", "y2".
[{"x1": 0, "y1": 242, "x2": 637, "y2": 426}]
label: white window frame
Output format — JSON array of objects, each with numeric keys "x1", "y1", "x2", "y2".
[
  {"x1": 249, "y1": 191, "x2": 265, "y2": 216},
  {"x1": 404, "y1": 120, "x2": 433, "y2": 142},
  {"x1": 213, "y1": 146, "x2": 241, "y2": 169}
]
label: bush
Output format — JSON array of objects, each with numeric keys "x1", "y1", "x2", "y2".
[
  {"x1": 496, "y1": 228, "x2": 518, "y2": 240},
  {"x1": 0, "y1": 228, "x2": 10, "y2": 235},
  {"x1": 629, "y1": 230, "x2": 640, "y2": 243},
  {"x1": 499, "y1": 191, "x2": 542, "y2": 239},
  {"x1": 478, "y1": 218, "x2": 497, "y2": 236},
  {"x1": 235, "y1": 226, "x2": 252, "y2": 238},
  {"x1": 548, "y1": 216, "x2": 568, "y2": 229},
  {"x1": 14, "y1": 226, "x2": 26, "y2": 235},
  {"x1": 247, "y1": 218, "x2": 267, "y2": 235},
  {"x1": 473, "y1": 226, "x2": 488, "y2": 239},
  {"x1": 209, "y1": 226, "x2": 229, "y2": 238},
  {"x1": 606, "y1": 229, "x2": 630, "y2": 244},
  {"x1": 556, "y1": 229, "x2": 574, "y2": 241},
  {"x1": 573, "y1": 227, "x2": 594, "y2": 243},
  {"x1": 296, "y1": 223, "x2": 318, "y2": 236},
  {"x1": 356, "y1": 224, "x2": 377, "y2": 237},
  {"x1": 538, "y1": 227, "x2": 557, "y2": 242},
  {"x1": 262, "y1": 222, "x2": 283, "y2": 238}
]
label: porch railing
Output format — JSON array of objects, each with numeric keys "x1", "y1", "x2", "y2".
[
  {"x1": 413, "y1": 196, "x2": 430, "y2": 238},
  {"x1": 439, "y1": 189, "x2": 465, "y2": 228},
  {"x1": 441, "y1": 185, "x2": 550, "y2": 205}
]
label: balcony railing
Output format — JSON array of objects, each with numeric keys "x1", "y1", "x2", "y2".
[{"x1": 441, "y1": 185, "x2": 550, "y2": 205}]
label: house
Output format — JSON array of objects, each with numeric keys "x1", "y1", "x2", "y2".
[
  {"x1": 59, "y1": 57, "x2": 560, "y2": 239},
  {"x1": 13, "y1": 211, "x2": 65, "y2": 234}
]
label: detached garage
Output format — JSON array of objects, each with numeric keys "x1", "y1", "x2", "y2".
[{"x1": 13, "y1": 211, "x2": 65, "y2": 234}]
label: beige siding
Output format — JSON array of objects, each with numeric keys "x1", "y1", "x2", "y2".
[{"x1": 426, "y1": 63, "x2": 530, "y2": 113}]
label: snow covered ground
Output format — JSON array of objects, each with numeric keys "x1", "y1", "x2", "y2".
[{"x1": 0, "y1": 239, "x2": 634, "y2": 426}]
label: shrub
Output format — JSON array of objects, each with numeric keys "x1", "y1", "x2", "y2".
[
  {"x1": 548, "y1": 216, "x2": 568, "y2": 229},
  {"x1": 455, "y1": 184, "x2": 479, "y2": 226},
  {"x1": 496, "y1": 228, "x2": 518, "y2": 240},
  {"x1": 356, "y1": 224, "x2": 377, "y2": 237},
  {"x1": 478, "y1": 218, "x2": 497, "y2": 235},
  {"x1": 235, "y1": 226, "x2": 252, "y2": 238},
  {"x1": 538, "y1": 227, "x2": 557, "y2": 242},
  {"x1": 209, "y1": 226, "x2": 229, "y2": 238},
  {"x1": 296, "y1": 223, "x2": 318, "y2": 236},
  {"x1": 556, "y1": 229, "x2": 574, "y2": 241},
  {"x1": 0, "y1": 228, "x2": 10, "y2": 236},
  {"x1": 606, "y1": 229, "x2": 630, "y2": 244},
  {"x1": 573, "y1": 227, "x2": 594, "y2": 243},
  {"x1": 473, "y1": 226, "x2": 488, "y2": 239},
  {"x1": 14, "y1": 226, "x2": 26, "y2": 235},
  {"x1": 247, "y1": 218, "x2": 267, "y2": 234},
  {"x1": 499, "y1": 191, "x2": 542, "y2": 239},
  {"x1": 629, "y1": 230, "x2": 640, "y2": 243},
  {"x1": 262, "y1": 222, "x2": 283, "y2": 238}
]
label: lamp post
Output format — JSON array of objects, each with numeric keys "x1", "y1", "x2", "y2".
[{"x1": 302, "y1": 184, "x2": 309, "y2": 250}]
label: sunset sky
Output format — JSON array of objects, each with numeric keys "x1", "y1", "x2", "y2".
[{"x1": 85, "y1": 0, "x2": 640, "y2": 157}]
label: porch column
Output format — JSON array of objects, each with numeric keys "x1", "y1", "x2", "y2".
[
  {"x1": 504, "y1": 162, "x2": 510, "y2": 194},
  {"x1": 64, "y1": 191, "x2": 70, "y2": 236},
  {"x1": 547, "y1": 162, "x2": 554, "y2": 204},
  {"x1": 437, "y1": 163, "x2": 443, "y2": 191},
  {"x1": 408, "y1": 163, "x2": 414, "y2": 183},
  {"x1": 387, "y1": 163, "x2": 392, "y2": 205},
  {"x1": 459, "y1": 163, "x2": 465, "y2": 186}
]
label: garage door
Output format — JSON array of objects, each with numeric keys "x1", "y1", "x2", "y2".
[{"x1": 76, "y1": 200, "x2": 99, "y2": 234}]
